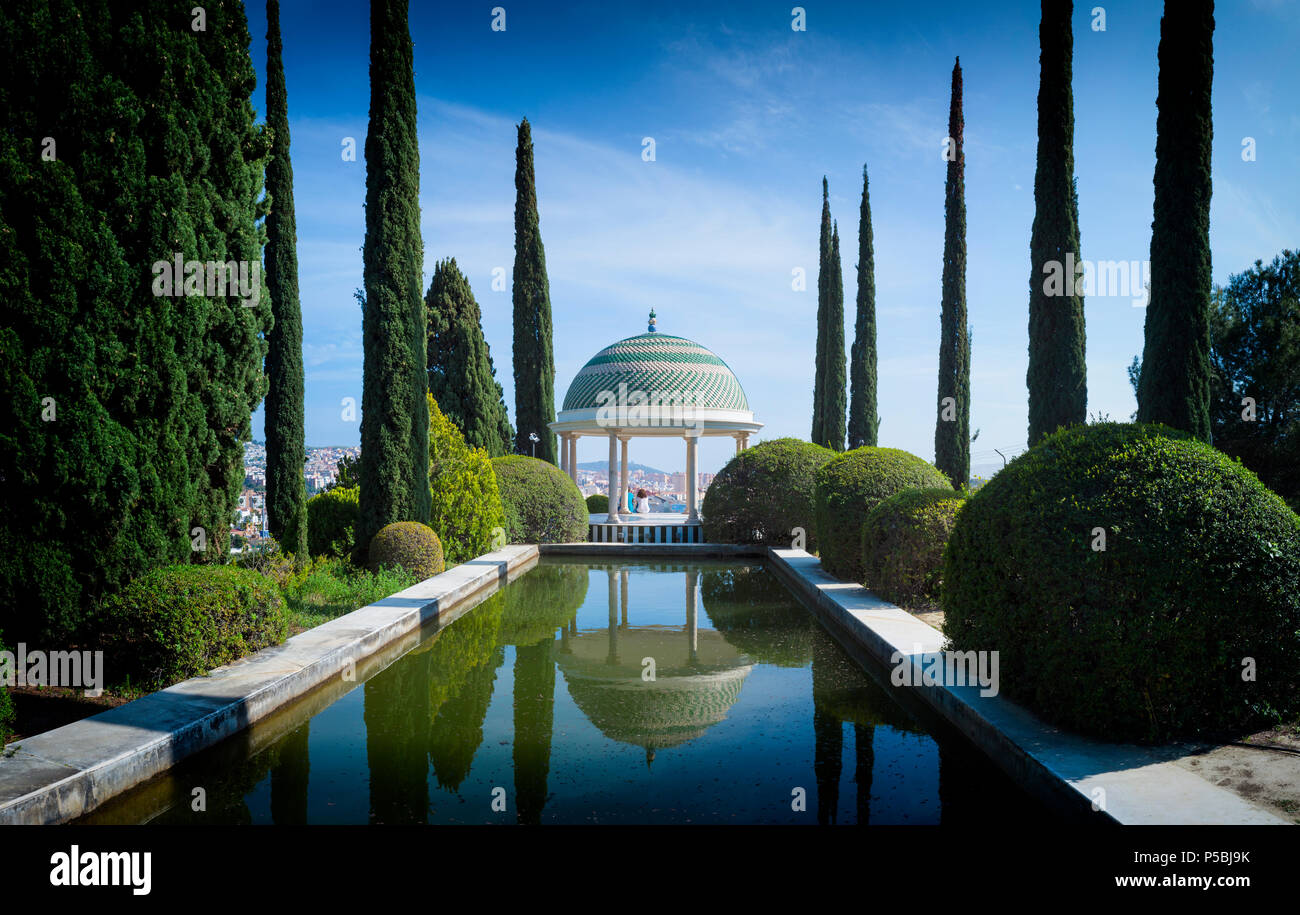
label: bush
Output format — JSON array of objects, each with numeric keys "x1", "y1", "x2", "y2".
[
  {"x1": 281, "y1": 557, "x2": 423, "y2": 629},
  {"x1": 306, "y1": 486, "x2": 360, "y2": 558},
  {"x1": 943, "y1": 422, "x2": 1300, "y2": 743},
  {"x1": 585, "y1": 493, "x2": 608, "y2": 514},
  {"x1": 491, "y1": 455, "x2": 588, "y2": 543},
  {"x1": 814, "y1": 447, "x2": 951, "y2": 582},
  {"x1": 98, "y1": 565, "x2": 290, "y2": 691},
  {"x1": 861, "y1": 488, "x2": 965, "y2": 611},
  {"x1": 231, "y1": 541, "x2": 310, "y2": 592},
  {"x1": 368, "y1": 522, "x2": 445, "y2": 579},
  {"x1": 702, "y1": 438, "x2": 835, "y2": 549},
  {"x1": 428, "y1": 395, "x2": 508, "y2": 563},
  {"x1": 0, "y1": 633, "x2": 14, "y2": 744}
]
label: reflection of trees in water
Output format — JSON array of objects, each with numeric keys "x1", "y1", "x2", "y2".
[
  {"x1": 270, "y1": 722, "x2": 310, "y2": 824},
  {"x1": 513, "y1": 638, "x2": 556, "y2": 825},
  {"x1": 364, "y1": 650, "x2": 432, "y2": 824},
  {"x1": 498, "y1": 561, "x2": 588, "y2": 646},
  {"x1": 700, "y1": 565, "x2": 814, "y2": 667},
  {"x1": 813, "y1": 705, "x2": 842, "y2": 824},
  {"x1": 429, "y1": 645, "x2": 504, "y2": 792}
]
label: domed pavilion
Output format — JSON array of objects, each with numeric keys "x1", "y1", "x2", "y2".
[{"x1": 549, "y1": 310, "x2": 762, "y2": 542}]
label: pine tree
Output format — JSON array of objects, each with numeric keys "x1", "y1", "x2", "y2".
[
  {"x1": 811, "y1": 177, "x2": 832, "y2": 445},
  {"x1": 824, "y1": 222, "x2": 847, "y2": 451},
  {"x1": 1136, "y1": 0, "x2": 1215, "y2": 442},
  {"x1": 1027, "y1": 0, "x2": 1087, "y2": 446},
  {"x1": 849, "y1": 165, "x2": 880, "y2": 449},
  {"x1": 359, "y1": 0, "x2": 429, "y2": 551},
  {"x1": 427, "y1": 258, "x2": 514, "y2": 456},
  {"x1": 511, "y1": 118, "x2": 557, "y2": 463},
  {"x1": 264, "y1": 0, "x2": 308, "y2": 555},
  {"x1": 935, "y1": 57, "x2": 970, "y2": 489}
]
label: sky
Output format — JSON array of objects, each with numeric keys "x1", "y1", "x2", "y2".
[{"x1": 245, "y1": 0, "x2": 1300, "y2": 477}]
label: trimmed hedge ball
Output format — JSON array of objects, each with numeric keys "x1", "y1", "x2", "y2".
[
  {"x1": 702, "y1": 438, "x2": 835, "y2": 549},
  {"x1": 586, "y1": 493, "x2": 609, "y2": 514},
  {"x1": 305, "y1": 486, "x2": 360, "y2": 558},
  {"x1": 861, "y1": 487, "x2": 966, "y2": 611},
  {"x1": 368, "y1": 521, "x2": 445, "y2": 579},
  {"x1": 491, "y1": 455, "x2": 588, "y2": 543},
  {"x1": 943, "y1": 422, "x2": 1300, "y2": 743}
]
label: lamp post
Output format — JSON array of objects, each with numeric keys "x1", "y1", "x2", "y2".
[{"x1": 528, "y1": 431, "x2": 539, "y2": 458}]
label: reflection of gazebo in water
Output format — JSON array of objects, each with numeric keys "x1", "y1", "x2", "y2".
[
  {"x1": 556, "y1": 567, "x2": 754, "y2": 766},
  {"x1": 549, "y1": 311, "x2": 763, "y2": 543}
]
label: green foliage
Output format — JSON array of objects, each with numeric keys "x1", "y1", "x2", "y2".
[
  {"x1": 702, "y1": 566, "x2": 815, "y2": 667},
  {"x1": 943, "y1": 422, "x2": 1300, "y2": 743},
  {"x1": 814, "y1": 447, "x2": 951, "y2": 582},
  {"x1": 359, "y1": 0, "x2": 430, "y2": 553},
  {"x1": 330, "y1": 454, "x2": 360, "y2": 491},
  {"x1": 935, "y1": 58, "x2": 970, "y2": 489},
  {"x1": 1027, "y1": 2, "x2": 1087, "y2": 447},
  {"x1": 585, "y1": 493, "x2": 609, "y2": 513},
  {"x1": 280, "y1": 556, "x2": 421, "y2": 630},
  {"x1": 306, "y1": 486, "x2": 360, "y2": 558},
  {"x1": 428, "y1": 394, "x2": 507, "y2": 563},
  {"x1": 231, "y1": 541, "x2": 311, "y2": 593},
  {"x1": 511, "y1": 118, "x2": 557, "y2": 463},
  {"x1": 426, "y1": 259, "x2": 513, "y2": 457},
  {"x1": 702, "y1": 438, "x2": 835, "y2": 549},
  {"x1": 497, "y1": 561, "x2": 589, "y2": 646},
  {"x1": 491, "y1": 456, "x2": 588, "y2": 543},
  {"x1": 823, "y1": 223, "x2": 847, "y2": 451},
  {"x1": 1136, "y1": 1, "x2": 1215, "y2": 441},
  {"x1": 849, "y1": 165, "x2": 880, "y2": 449},
  {"x1": 368, "y1": 521, "x2": 445, "y2": 580},
  {"x1": 811, "y1": 177, "x2": 832, "y2": 447},
  {"x1": 0, "y1": 633, "x2": 14, "y2": 744},
  {"x1": 98, "y1": 565, "x2": 290, "y2": 691},
  {"x1": 861, "y1": 487, "x2": 966, "y2": 611},
  {"x1": 0, "y1": 0, "x2": 271, "y2": 643}
]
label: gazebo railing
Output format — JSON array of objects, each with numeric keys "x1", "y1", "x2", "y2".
[{"x1": 588, "y1": 521, "x2": 703, "y2": 544}]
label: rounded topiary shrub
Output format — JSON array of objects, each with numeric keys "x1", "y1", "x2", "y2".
[
  {"x1": 585, "y1": 493, "x2": 608, "y2": 514},
  {"x1": 306, "y1": 486, "x2": 360, "y2": 558},
  {"x1": 814, "y1": 447, "x2": 951, "y2": 582},
  {"x1": 428, "y1": 395, "x2": 507, "y2": 563},
  {"x1": 368, "y1": 522, "x2": 445, "y2": 580},
  {"x1": 491, "y1": 455, "x2": 588, "y2": 543},
  {"x1": 943, "y1": 422, "x2": 1300, "y2": 743},
  {"x1": 861, "y1": 488, "x2": 966, "y2": 611},
  {"x1": 702, "y1": 438, "x2": 835, "y2": 549},
  {"x1": 98, "y1": 565, "x2": 289, "y2": 691}
]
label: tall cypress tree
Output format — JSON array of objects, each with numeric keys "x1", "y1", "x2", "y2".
[
  {"x1": 1136, "y1": 0, "x2": 1215, "y2": 442},
  {"x1": 264, "y1": 0, "x2": 307, "y2": 555},
  {"x1": 935, "y1": 57, "x2": 970, "y2": 489},
  {"x1": 1027, "y1": 0, "x2": 1087, "y2": 446},
  {"x1": 849, "y1": 163, "x2": 879, "y2": 449},
  {"x1": 825, "y1": 222, "x2": 847, "y2": 451},
  {"x1": 359, "y1": 0, "x2": 428, "y2": 551},
  {"x1": 511, "y1": 118, "x2": 557, "y2": 463},
  {"x1": 811, "y1": 177, "x2": 832, "y2": 445},
  {"x1": 427, "y1": 258, "x2": 514, "y2": 456}
]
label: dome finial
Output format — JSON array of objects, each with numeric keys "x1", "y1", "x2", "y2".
[{"x1": 647, "y1": 308, "x2": 657, "y2": 333}]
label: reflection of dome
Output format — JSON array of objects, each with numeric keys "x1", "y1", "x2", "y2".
[
  {"x1": 557, "y1": 628, "x2": 754, "y2": 751},
  {"x1": 561, "y1": 333, "x2": 750, "y2": 412}
]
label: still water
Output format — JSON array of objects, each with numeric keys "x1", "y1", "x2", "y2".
[{"x1": 83, "y1": 558, "x2": 1051, "y2": 824}]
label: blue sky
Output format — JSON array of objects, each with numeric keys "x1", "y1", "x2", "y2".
[{"x1": 246, "y1": 0, "x2": 1300, "y2": 476}]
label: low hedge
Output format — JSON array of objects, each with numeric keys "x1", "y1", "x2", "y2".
[
  {"x1": 585, "y1": 493, "x2": 609, "y2": 514},
  {"x1": 814, "y1": 447, "x2": 951, "y2": 582},
  {"x1": 943, "y1": 422, "x2": 1300, "y2": 743},
  {"x1": 98, "y1": 565, "x2": 290, "y2": 691},
  {"x1": 861, "y1": 487, "x2": 966, "y2": 611},
  {"x1": 428, "y1": 395, "x2": 507, "y2": 563},
  {"x1": 306, "y1": 486, "x2": 360, "y2": 558},
  {"x1": 491, "y1": 455, "x2": 588, "y2": 543},
  {"x1": 368, "y1": 522, "x2": 445, "y2": 580},
  {"x1": 702, "y1": 438, "x2": 835, "y2": 549},
  {"x1": 0, "y1": 633, "x2": 14, "y2": 744}
]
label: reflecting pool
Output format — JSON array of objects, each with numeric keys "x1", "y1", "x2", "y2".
[{"x1": 82, "y1": 558, "x2": 1053, "y2": 824}]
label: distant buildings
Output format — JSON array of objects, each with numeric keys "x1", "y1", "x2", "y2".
[{"x1": 234, "y1": 441, "x2": 359, "y2": 548}]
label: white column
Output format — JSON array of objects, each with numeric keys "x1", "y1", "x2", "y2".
[
  {"x1": 569, "y1": 435, "x2": 579, "y2": 483},
  {"x1": 619, "y1": 435, "x2": 630, "y2": 517},
  {"x1": 558, "y1": 433, "x2": 568, "y2": 474},
  {"x1": 686, "y1": 433, "x2": 700, "y2": 522},
  {"x1": 734, "y1": 434, "x2": 742, "y2": 456},
  {"x1": 607, "y1": 430, "x2": 621, "y2": 522}
]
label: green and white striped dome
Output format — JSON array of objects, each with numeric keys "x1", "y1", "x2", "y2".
[{"x1": 562, "y1": 332, "x2": 751, "y2": 413}]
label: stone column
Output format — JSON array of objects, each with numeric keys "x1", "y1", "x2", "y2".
[
  {"x1": 619, "y1": 435, "x2": 630, "y2": 516},
  {"x1": 569, "y1": 435, "x2": 579, "y2": 483},
  {"x1": 607, "y1": 430, "x2": 621, "y2": 523},
  {"x1": 734, "y1": 434, "x2": 743, "y2": 456},
  {"x1": 686, "y1": 433, "x2": 700, "y2": 522},
  {"x1": 558, "y1": 433, "x2": 569, "y2": 474}
]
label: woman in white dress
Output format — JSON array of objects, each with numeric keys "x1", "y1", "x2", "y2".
[{"x1": 635, "y1": 488, "x2": 650, "y2": 514}]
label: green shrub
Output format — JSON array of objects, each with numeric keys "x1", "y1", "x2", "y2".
[
  {"x1": 231, "y1": 541, "x2": 310, "y2": 592},
  {"x1": 585, "y1": 493, "x2": 608, "y2": 513},
  {"x1": 98, "y1": 565, "x2": 290, "y2": 691},
  {"x1": 814, "y1": 447, "x2": 951, "y2": 582},
  {"x1": 943, "y1": 422, "x2": 1300, "y2": 743},
  {"x1": 281, "y1": 557, "x2": 422, "y2": 630},
  {"x1": 0, "y1": 633, "x2": 14, "y2": 744},
  {"x1": 368, "y1": 522, "x2": 445, "y2": 580},
  {"x1": 491, "y1": 455, "x2": 588, "y2": 543},
  {"x1": 862, "y1": 488, "x2": 966, "y2": 611},
  {"x1": 702, "y1": 438, "x2": 835, "y2": 549},
  {"x1": 428, "y1": 395, "x2": 507, "y2": 563},
  {"x1": 306, "y1": 486, "x2": 360, "y2": 558}
]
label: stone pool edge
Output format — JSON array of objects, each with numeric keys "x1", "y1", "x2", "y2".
[{"x1": 0, "y1": 544, "x2": 538, "y2": 825}]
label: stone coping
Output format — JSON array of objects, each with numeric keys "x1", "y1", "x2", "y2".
[
  {"x1": 0, "y1": 545, "x2": 538, "y2": 825},
  {"x1": 763, "y1": 547, "x2": 1289, "y2": 825}
]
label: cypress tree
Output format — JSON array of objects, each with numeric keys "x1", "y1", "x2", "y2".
[
  {"x1": 427, "y1": 258, "x2": 514, "y2": 456},
  {"x1": 824, "y1": 222, "x2": 847, "y2": 451},
  {"x1": 359, "y1": 0, "x2": 429, "y2": 550},
  {"x1": 511, "y1": 118, "x2": 557, "y2": 463},
  {"x1": 1136, "y1": 0, "x2": 1215, "y2": 442},
  {"x1": 848, "y1": 163, "x2": 879, "y2": 449},
  {"x1": 1027, "y1": 0, "x2": 1087, "y2": 446},
  {"x1": 264, "y1": 0, "x2": 308, "y2": 555},
  {"x1": 811, "y1": 177, "x2": 832, "y2": 445},
  {"x1": 934, "y1": 57, "x2": 970, "y2": 489}
]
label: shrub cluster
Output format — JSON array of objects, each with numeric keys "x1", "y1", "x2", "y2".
[
  {"x1": 0, "y1": 633, "x2": 14, "y2": 744},
  {"x1": 491, "y1": 456, "x2": 588, "y2": 543},
  {"x1": 368, "y1": 522, "x2": 445, "y2": 580},
  {"x1": 306, "y1": 486, "x2": 360, "y2": 558},
  {"x1": 702, "y1": 438, "x2": 835, "y2": 549},
  {"x1": 861, "y1": 488, "x2": 965, "y2": 611},
  {"x1": 943, "y1": 422, "x2": 1300, "y2": 743},
  {"x1": 585, "y1": 493, "x2": 609, "y2": 514},
  {"x1": 428, "y1": 395, "x2": 507, "y2": 563},
  {"x1": 814, "y1": 447, "x2": 951, "y2": 582}
]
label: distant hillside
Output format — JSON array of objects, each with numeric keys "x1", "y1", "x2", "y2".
[{"x1": 577, "y1": 460, "x2": 670, "y2": 476}]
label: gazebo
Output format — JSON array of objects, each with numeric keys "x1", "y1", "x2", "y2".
[{"x1": 548, "y1": 310, "x2": 763, "y2": 542}]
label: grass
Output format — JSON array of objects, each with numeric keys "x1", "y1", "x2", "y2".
[{"x1": 280, "y1": 556, "x2": 425, "y2": 633}]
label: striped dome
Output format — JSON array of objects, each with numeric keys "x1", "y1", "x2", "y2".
[{"x1": 562, "y1": 333, "x2": 750, "y2": 412}]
